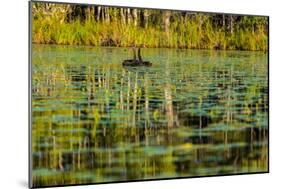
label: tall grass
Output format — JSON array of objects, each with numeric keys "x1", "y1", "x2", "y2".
[{"x1": 33, "y1": 14, "x2": 268, "y2": 51}]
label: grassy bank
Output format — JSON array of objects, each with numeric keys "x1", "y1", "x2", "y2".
[{"x1": 32, "y1": 3, "x2": 268, "y2": 51}]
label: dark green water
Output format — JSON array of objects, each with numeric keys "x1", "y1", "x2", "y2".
[{"x1": 32, "y1": 45, "x2": 268, "y2": 187}]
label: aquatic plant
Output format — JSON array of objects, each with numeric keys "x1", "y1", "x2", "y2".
[{"x1": 32, "y1": 3, "x2": 268, "y2": 51}]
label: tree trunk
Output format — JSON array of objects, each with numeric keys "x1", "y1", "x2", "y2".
[
  {"x1": 132, "y1": 9, "x2": 138, "y2": 26},
  {"x1": 112, "y1": 8, "x2": 117, "y2": 22},
  {"x1": 96, "y1": 6, "x2": 101, "y2": 21},
  {"x1": 222, "y1": 14, "x2": 225, "y2": 29},
  {"x1": 143, "y1": 10, "x2": 149, "y2": 28},
  {"x1": 86, "y1": 6, "x2": 91, "y2": 21},
  {"x1": 163, "y1": 11, "x2": 171, "y2": 32},
  {"x1": 229, "y1": 15, "x2": 234, "y2": 34},
  {"x1": 101, "y1": 7, "x2": 105, "y2": 21},
  {"x1": 127, "y1": 8, "x2": 132, "y2": 24},
  {"x1": 120, "y1": 8, "x2": 125, "y2": 24},
  {"x1": 104, "y1": 7, "x2": 110, "y2": 23}
]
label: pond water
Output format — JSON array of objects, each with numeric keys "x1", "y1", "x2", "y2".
[{"x1": 32, "y1": 45, "x2": 268, "y2": 187}]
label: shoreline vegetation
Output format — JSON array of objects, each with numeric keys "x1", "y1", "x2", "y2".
[{"x1": 32, "y1": 3, "x2": 268, "y2": 51}]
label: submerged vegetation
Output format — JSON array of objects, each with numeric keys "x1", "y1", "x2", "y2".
[
  {"x1": 31, "y1": 3, "x2": 269, "y2": 187},
  {"x1": 32, "y1": 45, "x2": 268, "y2": 186},
  {"x1": 32, "y1": 3, "x2": 268, "y2": 51}
]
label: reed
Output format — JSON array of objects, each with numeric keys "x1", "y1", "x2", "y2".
[{"x1": 32, "y1": 6, "x2": 268, "y2": 51}]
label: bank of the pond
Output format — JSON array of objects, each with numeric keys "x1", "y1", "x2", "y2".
[
  {"x1": 32, "y1": 3, "x2": 268, "y2": 51},
  {"x1": 32, "y1": 19, "x2": 268, "y2": 51}
]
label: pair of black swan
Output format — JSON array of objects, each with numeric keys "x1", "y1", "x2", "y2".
[{"x1": 122, "y1": 45, "x2": 152, "y2": 66}]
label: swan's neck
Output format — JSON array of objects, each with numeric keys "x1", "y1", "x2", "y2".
[
  {"x1": 138, "y1": 48, "x2": 142, "y2": 62},
  {"x1": 133, "y1": 47, "x2": 136, "y2": 60}
]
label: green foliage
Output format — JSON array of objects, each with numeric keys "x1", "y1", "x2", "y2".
[{"x1": 32, "y1": 3, "x2": 268, "y2": 51}]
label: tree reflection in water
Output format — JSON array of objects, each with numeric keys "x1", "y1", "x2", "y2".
[{"x1": 32, "y1": 45, "x2": 268, "y2": 187}]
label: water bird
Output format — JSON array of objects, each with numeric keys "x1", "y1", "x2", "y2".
[{"x1": 122, "y1": 44, "x2": 152, "y2": 67}]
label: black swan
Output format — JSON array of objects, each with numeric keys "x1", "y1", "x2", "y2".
[{"x1": 122, "y1": 45, "x2": 152, "y2": 66}]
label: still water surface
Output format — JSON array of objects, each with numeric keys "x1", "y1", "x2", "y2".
[{"x1": 32, "y1": 45, "x2": 268, "y2": 187}]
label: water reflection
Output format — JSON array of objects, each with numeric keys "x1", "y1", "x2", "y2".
[{"x1": 32, "y1": 45, "x2": 268, "y2": 187}]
